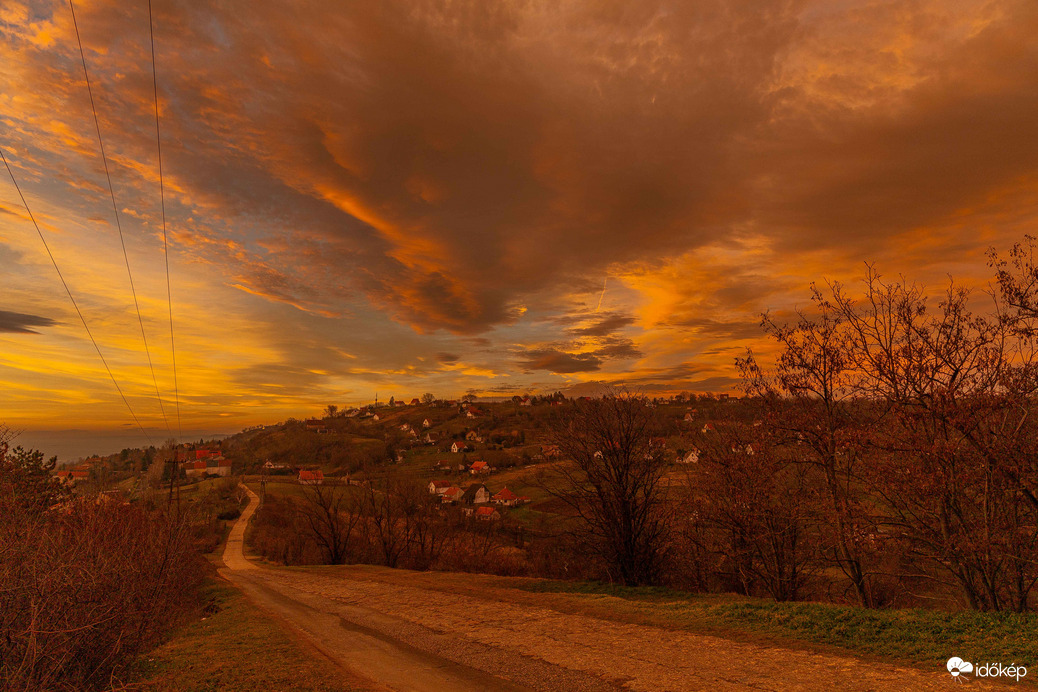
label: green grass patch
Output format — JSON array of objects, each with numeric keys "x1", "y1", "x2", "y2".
[
  {"x1": 519, "y1": 580, "x2": 1038, "y2": 671},
  {"x1": 129, "y1": 581, "x2": 349, "y2": 691}
]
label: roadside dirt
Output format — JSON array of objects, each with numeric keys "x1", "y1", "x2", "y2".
[{"x1": 220, "y1": 487, "x2": 1014, "y2": 691}]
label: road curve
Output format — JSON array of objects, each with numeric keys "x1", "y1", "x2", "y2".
[{"x1": 219, "y1": 485, "x2": 1013, "y2": 692}]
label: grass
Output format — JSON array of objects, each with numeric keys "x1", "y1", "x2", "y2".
[
  {"x1": 518, "y1": 580, "x2": 1038, "y2": 673},
  {"x1": 128, "y1": 581, "x2": 350, "y2": 691}
]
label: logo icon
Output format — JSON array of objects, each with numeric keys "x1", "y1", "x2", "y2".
[{"x1": 947, "y1": 657, "x2": 974, "y2": 681}]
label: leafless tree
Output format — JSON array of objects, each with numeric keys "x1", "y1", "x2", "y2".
[
  {"x1": 298, "y1": 481, "x2": 363, "y2": 565},
  {"x1": 739, "y1": 292, "x2": 880, "y2": 606},
  {"x1": 542, "y1": 395, "x2": 673, "y2": 586}
]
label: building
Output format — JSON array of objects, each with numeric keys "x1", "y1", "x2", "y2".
[
  {"x1": 469, "y1": 460, "x2": 490, "y2": 475},
  {"x1": 298, "y1": 469, "x2": 324, "y2": 485},
  {"x1": 491, "y1": 487, "x2": 520, "y2": 506},
  {"x1": 428, "y1": 480, "x2": 451, "y2": 495},
  {"x1": 460, "y1": 483, "x2": 491, "y2": 505},
  {"x1": 474, "y1": 506, "x2": 501, "y2": 521}
]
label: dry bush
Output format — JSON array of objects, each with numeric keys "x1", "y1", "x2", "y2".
[{"x1": 0, "y1": 498, "x2": 207, "y2": 691}]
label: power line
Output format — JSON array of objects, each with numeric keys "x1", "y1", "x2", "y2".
[
  {"x1": 148, "y1": 0, "x2": 182, "y2": 439},
  {"x1": 0, "y1": 147, "x2": 153, "y2": 446},
  {"x1": 68, "y1": 0, "x2": 171, "y2": 436}
]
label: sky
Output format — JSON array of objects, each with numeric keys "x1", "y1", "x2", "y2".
[{"x1": 2, "y1": 0, "x2": 1037, "y2": 457}]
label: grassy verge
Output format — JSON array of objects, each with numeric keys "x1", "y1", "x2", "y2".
[
  {"x1": 128, "y1": 580, "x2": 350, "y2": 691},
  {"x1": 518, "y1": 580, "x2": 1038, "y2": 673}
]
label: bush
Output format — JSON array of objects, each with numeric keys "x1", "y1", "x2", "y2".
[{"x1": 0, "y1": 498, "x2": 208, "y2": 691}]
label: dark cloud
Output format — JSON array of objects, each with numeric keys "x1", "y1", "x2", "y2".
[
  {"x1": 568, "y1": 313, "x2": 636, "y2": 337},
  {"x1": 435, "y1": 352, "x2": 460, "y2": 364},
  {"x1": 667, "y1": 317, "x2": 764, "y2": 340},
  {"x1": 518, "y1": 349, "x2": 602, "y2": 374},
  {"x1": 0, "y1": 310, "x2": 57, "y2": 334}
]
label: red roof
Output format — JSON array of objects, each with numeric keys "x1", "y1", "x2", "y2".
[
  {"x1": 298, "y1": 469, "x2": 324, "y2": 481},
  {"x1": 430, "y1": 480, "x2": 451, "y2": 489},
  {"x1": 492, "y1": 487, "x2": 518, "y2": 501},
  {"x1": 443, "y1": 487, "x2": 463, "y2": 500},
  {"x1": 470, "y1": 461, "x2": 487, "y2": 470},
  {"x1": 475, "y1": 506, "x2": 497, "y2": 517},
  {"x1": 195, "y1": 449, "x2": 218, "y2": 459}
]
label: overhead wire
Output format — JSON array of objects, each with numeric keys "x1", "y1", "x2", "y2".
[
  {"x1": 0, "y1": 148, "x2": 153, "y2": 446},
  {"x1": 68, "y1": 0, "x2": 171, "y2": 436},
  {"x1": 147, "y1": 0, "x2": 182, "y2": 440}
]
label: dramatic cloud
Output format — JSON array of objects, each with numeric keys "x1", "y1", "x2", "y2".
[{"x1": 1, "y1": 0, "x2": 1036, "y2": 438}]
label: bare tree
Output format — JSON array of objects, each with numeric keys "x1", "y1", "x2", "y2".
[
  {"x1": 690, "y1": 408, "x2": 818, "y2": 601},
  {"x1": 739, "y1": 292, "x2": 879, "y2": 606},
  {"x1": 830, "y1": 269, "x2": 1038, "y2": 611},
  {"x1": 299, "y1": 481, "x2": 362, "y2": 565},
  {"x1": 542, "y1": 395, "x2": 672, "y2": 586}
]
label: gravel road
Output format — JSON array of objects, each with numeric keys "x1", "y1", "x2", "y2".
[{"x1": 220, "y1": 486, "x2": 1015, "y2": 691}]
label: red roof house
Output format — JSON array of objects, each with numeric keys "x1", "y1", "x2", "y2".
[
  {"x1": 298, "y1": 469, "x2": 325, "y2": 485},
  {"x1": 491, "y1": 487, "x2": 520, "y2": 506}
]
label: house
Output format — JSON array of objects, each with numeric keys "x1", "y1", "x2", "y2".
[
  {"x1": 683, "y1": 413, "x2": 695, "y2": 423},
  {"x1": 400, "y1": 423, "x2": 412, "y2": 432},
  {"x1": 262, "y1": 460, "x2": 290, "y2": 471},
  {"x1": 433, "y1": 459, "x2": 453, "y2": 472},
  {"x1": 410, "y1": 398, "x2": 421, "y2": 406},
  {"x1": 450, "y1": 441, "x2": 470, "y2": 453},
  {"x1": 423, "y1": 433, "x2": 437, "y2": 444},
  {"x1": 469, "y1": 460, "x2": 490, "y2": 475},
  {"x1": 491, "y1": 487, "x2": 520, "y2": 506},
  {"x1": 680, "y1": 448, "x2": 700, "y2": 464},
  {"x1": 465, "y1": 430, "x2": 481, "y2": 442},
  {"x1": 702, "y1": 422, "x2": 715, "y2": 433},
  {"x1": 422, "y1": 418, "x2": 432, "y2": 428},
  {"x1": 372, "y1": 414, "x2": 380, "y2": 422},
  {"x1": 475, "y1": 506, "x2": 501, "y2": 521},
  {"x1": 195, "y1": 448, "x2": 219, "y2": 460},
  {"x1": 520, "y1": 396, "x2": 532, "y2": 407},
  {"x1": 428, "y1": 480, "x2": 451, "y2": 495},
  {"x1": 441, "y1": 486, "x2": 463, "y2": 504},
  {"x1": 460, "y1": 483, "x2": 491, "y2": 505},
  {"x1": 298, "y1": 469, "x2": 324, "y2": 485}
]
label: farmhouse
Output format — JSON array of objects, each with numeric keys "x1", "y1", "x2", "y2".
[
  {"x1": 475, "y1": 506, "x2": 501, "y2": 521},
  {"x1": 450, "y1": 441, "x2": 470, "y2": 453},
  {"x1": 469, "y1": 460, "x2": 490, "y2": 475}
]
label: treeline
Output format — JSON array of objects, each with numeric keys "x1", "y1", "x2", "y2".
[
  {"x1": 547, "y1": 242, "x2": 1038, "y2": 612},
  {"x1": 248, "y1": 478, "x2": 532, "y2": 576},
  {"x1": 0, "y1": 433, "x2": 225, "y2": 691}
]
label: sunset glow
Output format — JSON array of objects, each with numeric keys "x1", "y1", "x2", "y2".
[{"x1": 2, "y1": 0, "x2": 1037, "y2": 453}]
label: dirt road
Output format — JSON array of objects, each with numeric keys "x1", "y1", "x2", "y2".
[{"x1": 220, "y1": 487, "x2": 1006, "y2": 691}]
